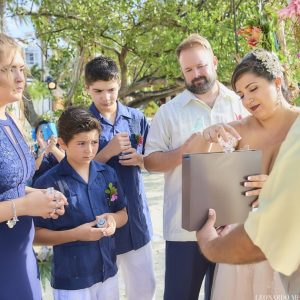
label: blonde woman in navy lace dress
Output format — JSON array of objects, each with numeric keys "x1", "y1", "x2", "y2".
[{"x1": 0, "y1": 34, "x2": 67, "y2": 300}]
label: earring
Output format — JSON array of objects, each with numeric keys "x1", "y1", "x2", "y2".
[{"x1": 276, "y1": 87, "x2": 282, "y2": 106}]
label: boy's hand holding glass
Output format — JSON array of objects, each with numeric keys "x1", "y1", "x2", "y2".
[
  {"x1": 96, "y1": 214, "x2": 116, "y2": 237},
  {"x1": 119, "y1": 147, "x2": 143, "y2": 167},
  {"x1": 107, "y1": 132, "x2": 131, "y2": 157},
  {"x1": 73, "y1": 220, "x2": 105, "y2": 241}
]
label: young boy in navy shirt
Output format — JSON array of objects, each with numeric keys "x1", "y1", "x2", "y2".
[
  {"x1": 85, "y1": 56, "x2": 155, "y2": 300},
  {"x1": 33, "y1": 107, "x2": 128, "y2": 300}
]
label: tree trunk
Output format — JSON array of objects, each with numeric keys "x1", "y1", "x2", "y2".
[
  {"x1": 65, "y1": 45, "x2": 86, "y2": 107},
  {"x1": 118, "y1": 46, "x2": 128, "y2": 95},
  {"x1": 23, "y1": 92, "x2": 40, "y2": 126},
  {"x1": 0, "y1": 0, "x2": 5, "y2": 32}
]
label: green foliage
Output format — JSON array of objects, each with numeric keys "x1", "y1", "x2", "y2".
[
  {"x1": 71, "y1": 79, "x2": 92, "y2": 108},
  {"x1": 34, "y1": 246, "x2": 53, "y2": 290},
  {"x1": 38, "y1": 260, "x2": 52, "y2": 290},
  {"x1": 27, "y1": 79, "x2": 50, "y2": 101},
  {"x1": 8, "y1": 0, "x2": 299, "y2": 107},
  {"x1": 52, "y1": 109, "x2": 64, "y2": 119},
  {"x1": 294, "y1": 94, "x2": 300, "y2": 106},
  {"x1": 144, "y1": 100, "x2": 159, "y2": 117},
  {"x1": 29, "y1": 64, "x2": 43, "y2": 81}
]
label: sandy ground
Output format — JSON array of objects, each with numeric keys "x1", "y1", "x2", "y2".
[{"x1": 42, "y1": 171, "x2": 204, "y2": 299}]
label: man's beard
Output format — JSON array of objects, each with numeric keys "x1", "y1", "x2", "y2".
[{"x1": 185, "y1": 75, "x2": 216, "y2": 95}]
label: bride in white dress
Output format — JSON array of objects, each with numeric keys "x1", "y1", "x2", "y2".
[{"x1": 202, "y1": 49, "x2": 298, "y2": 299}]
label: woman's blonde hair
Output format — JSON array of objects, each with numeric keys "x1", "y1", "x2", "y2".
[
  {"x1": 0, "y1": 33, "x2": 23, "y2": 66},
  {"x1": 0, "y1": 34, "x2": 28, "y2": 139}
]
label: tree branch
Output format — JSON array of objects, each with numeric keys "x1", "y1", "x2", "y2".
[
  {"x1": 13, "y1": 10, "x2": 82, "y2": 21},
  {"x1": 94, "y1": 41, "x2": 120, "y2": 56},
  {"x1": 125, "y1": 85, "x2": 184, "y2": 108},
  {"x1": 119, "y1": 76, "x2": 169, "y2": 97}
]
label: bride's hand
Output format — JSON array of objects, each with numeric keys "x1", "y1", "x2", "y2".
[
  {"x1": 202, "y1": 123, "x2": 241, "y2": 144},
  {"x1": 244, "y1": 174, "x2": 268, "y2": 208}
]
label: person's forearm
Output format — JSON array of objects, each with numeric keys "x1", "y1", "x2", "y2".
[
  {"x1": 144, "y1": 149, "x2": 183, "y2": 173},
  {"x1": 50, "y1": 147, "x2": 65, "y2": 162},
  {"x1": 199, "y1": 225, "x2": 266, "y2": 264},
  {"x1": 35, "y1": 153, "x2": 44, "y2": 170},
  {"x1": 0, "y1": 196, "x2": 34, "y2": 222},
  {"x1": 112, "y1": 208, "x2": 128, "y2": 228},
  {"x1": 34, "y1": 227, "x2": 77, "y2": 246},
  {"x1": 0, "y1": 200, "x2": 21, "y2": 223},
  {"x1": 25, "y1": 186, "x2": 45, "y2": 193},
  {"x1": 95, "y1": 146, "x2": 113, "y2": 163}
]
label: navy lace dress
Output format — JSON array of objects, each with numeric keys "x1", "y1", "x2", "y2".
[{"x1": 0, "y1": 114, "x2": 41, "y2": 300}]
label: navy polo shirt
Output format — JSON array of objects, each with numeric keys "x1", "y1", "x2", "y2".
[
  {"x1": 33, "y1": 158, "x2": 127, "y2": 290},
  {"x1": 31, "y1": 153, "x2": 59, "y2": 185},
  {"x1": 89, "y1": 101, "x2": 152, "y2": 254}
]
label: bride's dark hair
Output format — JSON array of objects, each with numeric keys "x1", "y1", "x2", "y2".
[{"x1": 231, "y1": 49, "x2": 290, "y2": 101}]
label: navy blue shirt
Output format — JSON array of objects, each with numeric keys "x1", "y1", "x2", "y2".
[
  {"x1": 33, "y1": 158, "x2": 126, "y2": 290},
  {"x1": 89, "y1": 101, "x2": 152, "y2": 254},
  {"x1": 32, "y1": 152, "x2": 59, "y2": 185}
]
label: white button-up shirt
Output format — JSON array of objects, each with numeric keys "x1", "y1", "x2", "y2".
[{"x1": 145, "y1": 83, "x2": 249, "y2": 241}]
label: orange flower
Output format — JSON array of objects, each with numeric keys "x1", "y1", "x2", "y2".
[{"x1": 237, "y1": 26, "x2": 262, "y2": 47}]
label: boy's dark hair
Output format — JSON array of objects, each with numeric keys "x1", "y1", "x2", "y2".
[
  {"x1": 58, "y1": 107, "x2": 101, "y2": 144},
  {"x1": 84, "y1": 56, "x2": 119, "y2": 86}
]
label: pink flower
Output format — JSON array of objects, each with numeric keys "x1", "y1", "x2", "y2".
[
  {"x1": 278, "y1": 0, "x2": 300, "y2": 22},
  {"x1": 235, "y1": 113, "x2": 243, "y2": 121},
  {"x1": 297, "y1": 52, "x2": 300, "y2": 59},
  {"x1": 105, "y1": 182, "x2": 118, "y2": 205},
  {"x1": 111, "y1": 194, "x2": 118, "y2": 202},
  {"x1": 135, "y1": 134, "x2": 144, "y2": 146}
]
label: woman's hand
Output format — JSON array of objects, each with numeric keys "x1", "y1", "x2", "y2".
[
  {"x1": 203, "y1": 123, "x2": 241, "y2": 144},
  {"x1": 181, "y1": 132, "x2": 212, "y2": 154},
  {"x1": 244, "y1": 174, "x2": 268, "y2": 208},
  {"x1": 21, "y1": 189, "x2": 68, "y2": 219}
]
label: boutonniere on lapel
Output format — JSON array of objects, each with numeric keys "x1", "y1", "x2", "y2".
[
  {"x1": 235, "y1": 113, "x2": 243, "y2": 121},
  {"x1": 135, "y1": 134, "x2": 144, "y2": 147},
  {"x1": 105, "y1": 183, "x2": 118, "y2": 205}
]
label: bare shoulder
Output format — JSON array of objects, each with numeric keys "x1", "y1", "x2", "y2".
[{"x1": 229, "y1": 115, "x2": 255, "y2": 136}]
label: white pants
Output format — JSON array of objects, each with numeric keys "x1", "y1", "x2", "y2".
[
  {"x1": 53, "y1": 274, "x2": 119, "y2": 300},
  {"x1": 117, "y1": 242, "x2": 156, "y2": 300}
]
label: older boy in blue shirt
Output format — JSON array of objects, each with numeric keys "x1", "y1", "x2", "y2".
[
  {"x1": 33, "y1": 107, "x2": 128, "y2": 300},
  {"x1": 85, "y1": 56, "x2": 155, "y2": 300}
]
